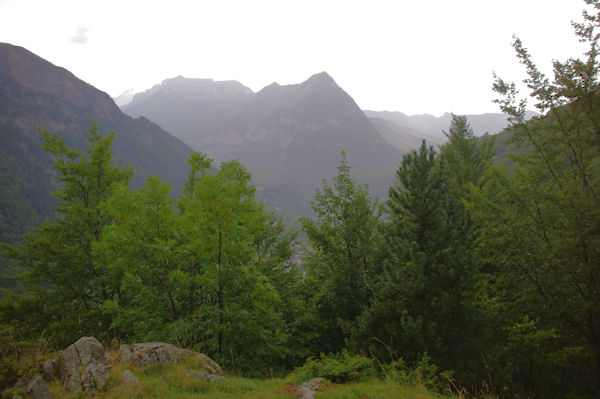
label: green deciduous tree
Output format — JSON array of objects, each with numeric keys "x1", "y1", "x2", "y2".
[
  {"x1": 93, "y1": 176, "x2": 181, "y2": 341},
  {"x1": 470, "y1": 2, "x2": 600, "y2": 395},
  {"x1": 0, "y1": 123, "x2": 132, "y2": 345},
  {"x1": 176, "y1": 154, "x2": 291, "y2": 371}
]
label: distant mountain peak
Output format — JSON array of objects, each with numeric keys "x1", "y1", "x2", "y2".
[
  {"x1": 126, "y1": 76, "x2": 253, "y2": 108},
  {"x1": 262, "y1": 81, "x2": 281, "y2": 90},
  {"x1": 120, "y1": 71, "x2": 401, "y2": 219},
  {"x1": 113, "y1": 88, "x2": 136, "y2": 107},
  {"x1": 161, "y1": 75, "x2": 212, "y2": 86},
  {"x1": 310, "y1": 71, "x2": 333, "y2": 79},
  {"x1": 305, "y1": 71, "x2": 337, "y2": 86}
]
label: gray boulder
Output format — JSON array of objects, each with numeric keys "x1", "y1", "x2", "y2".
[
  {"x1": 119, "y1": 342, "x2": 222, "y2": 375},
  {"x1": 25, "y1": 376, "x2": 53, "y2": 399},
  {"x1": 56, "y1": 337, "x2": 110, "y2": 394},
  {"x1": 182, "y1": 351, "x2": 223, "y2": 375},
  {"x1": 118, "y1": 342, "x2": 182, "y2": 368}
]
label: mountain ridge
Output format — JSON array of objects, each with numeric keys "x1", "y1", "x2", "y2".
[
  {"x1": 363, "y1": 109, "x2": 539, "y2": 138},
  {"x1": 0, "y1": 42, "x2": 193, "y2": 247},
  {"x1": 122, "y1": 72, "x2": 403, "y2": 218}
]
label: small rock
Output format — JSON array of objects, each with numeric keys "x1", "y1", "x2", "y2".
[
  {"x1": 121, "y1": 370, "x2": 139, "y2": 387},
  {"x1": 26, "y1": 376, "x2": 53, "y2": 399},
  {"x1": 298, "y1": 378, "x2": 326, "y2": 399},
  {"x1": 184, "y1": 369, "x2": 226, "y2": 382},
  {"x1": 41, "y1": 358, "x2": 58, "y2": 381}
]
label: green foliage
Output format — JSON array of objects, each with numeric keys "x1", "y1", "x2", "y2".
[
  {"x1": 301, "y1": 152, "x2": 383, "y2": 354},
  {"x1": 0, "y1": 357, "x2": 20, "y2": 391},
  {"x1": 384, "y1": 353, "x2": 441, "y2": 390},
  {"x1": 93, "y1": 176, "x2": 180, "y2": 341},
  {"x1": 351, "y1": 138, "x2": 491, "y2": 390},
  {"x1": 176, "y1": 156, "x2": 291, "y2": 372},
  {"x1": 470, "y1": 2, "x2": 600, "y2": 395},
  {"x1": 291, "y1": 351, "x2": 376, "y2": 384},
  {"x1": 1, "y1": 125, "x2": 301, "y2": 375},
  {"x1": 92, "y1": 151, "x2": 299, "y2": 373},
  {"x1": 440, "y1": 114, "x2": 495, "y2": 195},
  {"x1": 450, "y1": 0, "x2": 600, "y2": 397},
  {"x1": 0, "y1": 123, "x2": 133, "y2": 345}
]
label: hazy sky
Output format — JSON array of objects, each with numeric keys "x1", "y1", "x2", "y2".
[{"x1": 0, "y1": 0, "x2": 589, "y2": 116}]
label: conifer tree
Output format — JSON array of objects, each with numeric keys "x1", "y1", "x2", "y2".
[
  {"x1": 353, "y1": 141, "x2": 483, "y2": 383},
  {"x1": 301, "y1": 152, "x2": 382, "y2": 354},
  {"x1": 440, "y1": 114, "x2": 495, "y2": 195}
]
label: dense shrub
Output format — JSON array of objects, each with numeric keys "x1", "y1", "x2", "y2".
[{"x1": 291, "y1": 350, "x2": 375, "y2": 384}]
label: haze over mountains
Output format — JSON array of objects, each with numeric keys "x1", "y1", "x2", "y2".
[
  {"x1": 122, "y1": 73, "x2": 405, "y2": 216},
  {"x1": 120, "y1": 73, "x2": 521, "y2": 217},
  {"x1": 363, "y1": 110, "x2": 537, "y2": 139},
  {"x1": 0, "y1": 41, "x2": 520, "y2": 242}
]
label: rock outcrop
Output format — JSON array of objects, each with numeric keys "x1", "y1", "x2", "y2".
[
  {"x1": 56, "y1": 337, "x2": 110, "y2": 394},
  {"x1": 118, "y1": 342, "x2": 222, "y2": 375}
]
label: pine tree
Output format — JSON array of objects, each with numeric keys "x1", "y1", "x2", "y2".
[
  {"x1": 353, "y1": 141, "x2": 483, "y2": 383},
  {"x1": 301, "y1": 152, "x2": 383, "y2": 354},
  {"x1": 440, "y1": 114, "x2": 495, "y2": 196}
]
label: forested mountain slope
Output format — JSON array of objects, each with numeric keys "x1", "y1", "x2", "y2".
[{"x1": 0, "y1": 43, "x2": 193, "y2": 246}]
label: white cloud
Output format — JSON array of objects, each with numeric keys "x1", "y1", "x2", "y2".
[{"x1": 69, "y1": 26, "x2": 89, "y2": 44}]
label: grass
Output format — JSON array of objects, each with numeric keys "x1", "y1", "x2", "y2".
[
  {"x1": 38, "y1": 350, "x2": 455, "y2": 399},
  {"x1": 315, "y1": 379, "x2": 453, "y2": 399}
]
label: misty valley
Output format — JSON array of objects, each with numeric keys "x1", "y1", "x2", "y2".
[{"x1": 1, "y1": 5, "x2": 599, "y2": 397}]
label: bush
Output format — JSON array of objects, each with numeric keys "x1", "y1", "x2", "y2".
[
  {"x1": 0, "y1": 357, "x2": 20, "y2": 391},
  {"x1": 291, "y1": 350, "x2": 376, "y2": 384},
  {"x1": 384, "y1": 353, "x2": 443, "y2": 391}
]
